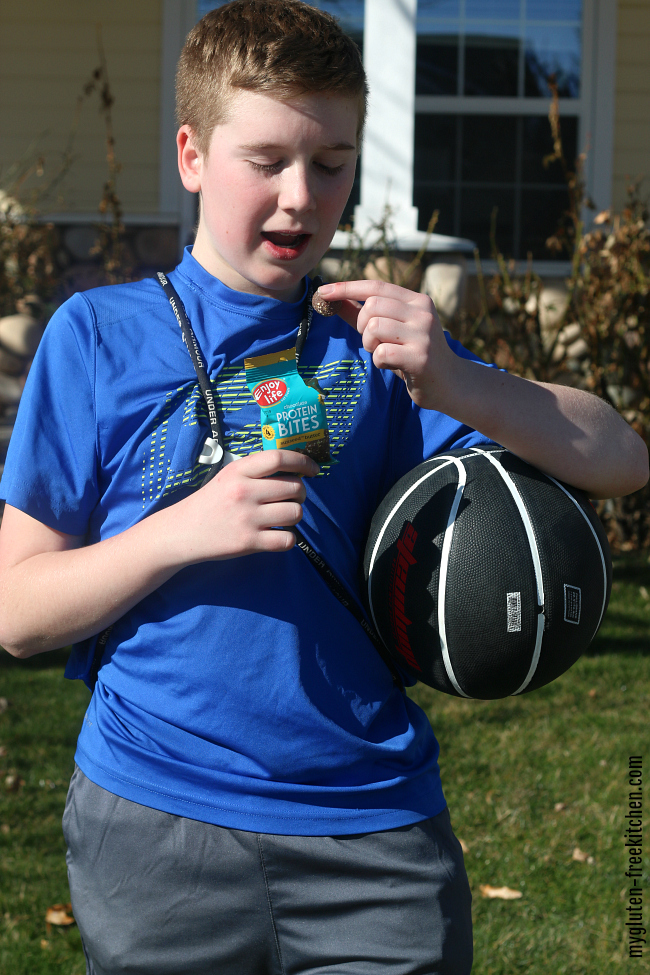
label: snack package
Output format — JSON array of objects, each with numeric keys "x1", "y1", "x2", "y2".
[{"x1": 245, "y1": 347, "x2": 331, "y2": 463}]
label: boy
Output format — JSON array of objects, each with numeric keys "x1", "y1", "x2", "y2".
[{"x1": 0, "y1": 2, "x2": 646, "y2": 973}]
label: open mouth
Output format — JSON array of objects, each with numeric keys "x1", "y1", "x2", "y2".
[{"x1": 261, "y1": 231, "x2": 309, "y2": 249}]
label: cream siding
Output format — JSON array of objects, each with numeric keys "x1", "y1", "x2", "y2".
[
  {"x1": 0, "y1": 0, "x2": 162, "y2": 215},
  {"x1": 613, "y1": 0, "x2": 650, "y2": 210}
]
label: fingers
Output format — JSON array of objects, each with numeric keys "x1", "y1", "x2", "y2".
[
  {"x1": 231, "y1": 449, "x2": 319, "y2": 480},
  {"x1": 318, "y1": 279, "x2": 415, "y2": 305},
  {"x1": 255, "y1": 501, "x2": 304, "y2": 531},
  {"x1": 327, "y1": 297, "x2": 363, "y2": 330},
  {"x1": 258, "y1": 529, "x2": 297, "y2": 553},
  {"x1": 252, "y1": 474, "x2": 308, "y2": 506}
]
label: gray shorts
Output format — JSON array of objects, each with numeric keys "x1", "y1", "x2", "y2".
[{"x1": 63, "y1": 766, "x2": 472, "y2": 975}]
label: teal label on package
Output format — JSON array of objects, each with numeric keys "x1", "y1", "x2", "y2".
[{"x1": 245, "y1": 347, "x2": 330, "y2": 462}]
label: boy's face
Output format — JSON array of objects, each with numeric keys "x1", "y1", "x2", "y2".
[{"x1": 178, "y1": 90, "x2": 359, "y2": 302}]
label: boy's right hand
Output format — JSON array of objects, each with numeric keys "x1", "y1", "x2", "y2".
[
  {"x1": 167, "y1": 449, "x2": 319, "y2": 565},
  {"x1": 0, "y1": 450, "x2": 318, "y2": 657}
]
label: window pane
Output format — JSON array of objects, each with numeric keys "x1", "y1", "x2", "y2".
[
  {"x1": 416, "y1": 36, "x2": 459, "y2": 94},
  {"x1": 526, "y1": 0, "x2": 582, "y2": 22},
  {"x1": 462, "y1": 115, "x2": 517, "y2": 183},
  {"x1": 465, "y1": 0, "x2": 521, "y2": 19},
  {"x1": 414, "y1": 115, "x2": 457, "y2": 182},
  {"x1": 464, "y1": 28, "x2": 520, "y2": 96},
  {"x1": 197, "y1": 0, "x2": 227, "y2": 17},
  {"x1": 414, "y1": 186, "x2": 456, "y2": 235},
  {"x1": 521, "y1": 116, "x2": 578, "y2": 185},
  {"x1": 524, "y1": 25, "x2": 581, "y2": 98},
  {"x1": 417, "y1": 0, "x2": 460, "y2": 16},
  {"x1": 316, "y1": 0, "x2": 364, "y2": 33},
  {"x1": 520, "y1": 188, "x2": 570, "y2": 258},
  {"x1": 460, "y1": 188, "x2": 515, "y2": 256}
]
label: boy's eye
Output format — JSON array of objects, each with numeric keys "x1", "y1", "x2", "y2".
[
  {"x1": 314, "y1": 162, "x2": 345, "y2": 177},
  {"x1": 248, "y1": 160, "x2": 346, "y2": 177},
  {"x1": 249, "y1": 161, "x2": 283, "y2": 175}
]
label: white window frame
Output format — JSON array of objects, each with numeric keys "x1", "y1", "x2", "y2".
[{"x1": 412, "y1": 0, "x2": 617, "y2": 215}]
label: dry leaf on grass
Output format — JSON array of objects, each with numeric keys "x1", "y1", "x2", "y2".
[
  {"x1": 479, "y1": 884, "x2": 523, "y2": 900},
  {"x1": 458, "y1": 838, "x2": 470, "y2": 854},
  {"x1": 588, "y1": 688, "x2": 597, "y2": 698},
  {"x1": 554, "y1": 802, "x2": 567, "y2": 812},
  {"x1": 572, "y1": 847, "x2": 594, "y2": 864},
  {"x1": 0, "y1": 698, "x2": 8, "y2": 715},
  {"x1": 4, "y1": 774, "x2": 24, "y2": 792},
  {"x1": 40, "y1": 939, "x2": 50, "y2": 950},
  {"x1": 45, "y1": 903, "x2": 75, "y2": 927}
]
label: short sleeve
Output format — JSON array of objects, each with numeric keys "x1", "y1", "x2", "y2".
[{"x1": 0, "y1": 294, "x2": 99, "y2": 535}]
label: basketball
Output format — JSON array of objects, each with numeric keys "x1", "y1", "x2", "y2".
[{"x1": 363, "y1": 446, "x2": 612, "y2": 699}]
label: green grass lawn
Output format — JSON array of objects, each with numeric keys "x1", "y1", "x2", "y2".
[{"x1": 1, "y1": 555, "x2": 649, "y2": 974}]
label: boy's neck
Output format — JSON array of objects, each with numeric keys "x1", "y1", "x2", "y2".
[{"x1": 190, "y1": 228, "x2": 305, "y2": 303}]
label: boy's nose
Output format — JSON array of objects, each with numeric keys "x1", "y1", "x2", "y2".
[{"x1": 277, "y1": 165, "x2": 316, "y2": 214}]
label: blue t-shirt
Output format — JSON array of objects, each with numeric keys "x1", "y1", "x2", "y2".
[{"x1": 1, "y1": 248, "x2": 496, "y2": 834}]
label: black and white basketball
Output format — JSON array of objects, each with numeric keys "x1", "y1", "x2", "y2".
[{"x1": 363, "y1": 447, "x2": 612, "y2": 699}]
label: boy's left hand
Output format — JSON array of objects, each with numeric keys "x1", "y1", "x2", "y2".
[
  {"x1": 314, "y1": 280, "x2": 649, "y2": 499},
  {"x1": 315, "y1": 280, "x2": 452, "y2": 411}
]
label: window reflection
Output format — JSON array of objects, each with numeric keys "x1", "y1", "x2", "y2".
[
  {"x1": 462, "y1": 116, "x2": 517, "y2": 182},
  {"x1": 417, "y1": 0, "x2": 460, "y2": 16},
  {"x1": 464, "y1": 29, "x2": 519, "y2": 97},
  {"x1": 527, "y1": 0, "x2": 582, "y2": 22},
  {"x1": 417, "y1": 35, "x2": 459, "y2": 95},
  {"x1": 465, "y1": 0, "x2": 520, "y2": 19},
  {"x1": 525, "y1": 26, "x2": 581, "y2": 98},
  {"x1": 413, "y1": 114, "x2": 578, "y2": 259},
  {"x1": 315, "y1": 0, "x2": 364, "y2": 33}
]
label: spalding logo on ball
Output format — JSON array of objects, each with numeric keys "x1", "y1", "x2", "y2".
[{"x1": 363, "y1": 447, "x2": 612, "y2": 699}]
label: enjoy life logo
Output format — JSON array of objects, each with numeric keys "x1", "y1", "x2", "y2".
[{"x1": 253, "y1": 379, "x2": 288, "y2": 407}]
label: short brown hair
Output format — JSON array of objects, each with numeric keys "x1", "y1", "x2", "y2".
[{"x1": 176, "y1": 0, "x2": 367, "y2": 155}]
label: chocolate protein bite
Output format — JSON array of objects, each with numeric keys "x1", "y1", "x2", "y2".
[{"x1": 312, "y1": 291, "x2": 341, "y2": 317}]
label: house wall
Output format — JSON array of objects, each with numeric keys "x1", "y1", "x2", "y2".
[
  {"x1": 0, "y1": 0, "x2": 161, "y2": 215},
  {"x1": 613, "y1": 0, "x2": 650, "y2": 210}
]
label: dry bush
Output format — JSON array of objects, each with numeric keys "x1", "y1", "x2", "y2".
[
  {"x1": 459, "y1": 83, "x2": 649, "y2": 549},
  {"x1": 0, "y1": 28, "x2": 131, "y2": 326},
  {"x1": 0, "y1": 191, "x2": 59, "y2": 320}
]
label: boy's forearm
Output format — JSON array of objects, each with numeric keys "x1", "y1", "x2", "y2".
[
  {"x1": 0, "y1": 450, "x2": 314, "y2": 658},
  {"x1": 0, "y1": 510, "x2": 188, "y2": 658},
  {"x1": 435, "y1": 355, "x2": 649, "y2": 499}
]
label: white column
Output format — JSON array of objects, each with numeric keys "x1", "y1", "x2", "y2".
[{"x1": 355, "y1": 0, "x2": 420, "y2": 238}]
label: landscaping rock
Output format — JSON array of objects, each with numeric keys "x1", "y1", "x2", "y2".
[
  {"x1": 64, "y1": 226, "x2": 100, "y2": 261},
  {"x1": 0, "y1": 374, "x2": 23, "y2": 406},
  {"x1": 421, "y1": 257, "x2": 467, "y2": 320},
  {"x1": 364, "y1": 256, "x2": 422, "y2": 291},
  {"x1": 0, "y1": 347, "x2": 28, "y2": 376},
  {"x1": 0, "y1": 313, "x2": 43, "y2": 357},
  {"x1": 539, "y1": 281, "x2": 569, "y2": 344}
]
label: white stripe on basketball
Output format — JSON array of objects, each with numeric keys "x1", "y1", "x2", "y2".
[
  {"x1": 367, "y1": 454, "x2": 471, "y2": 696},
  {"x1": 471, "y1": 448, "x2": 546, "y2": 695},
  {"x1": 545, "y1": 474, "x2": 609, "y2": 633},
  {"x1": 367, "y1": 458, "x2": 458, "y2": 641},
  {"x1": 436, "y1": 458, "x2": 471, "y2": 697}
]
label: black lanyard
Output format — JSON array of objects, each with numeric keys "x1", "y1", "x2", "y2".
[{"x1": 87, "y1": 275, "x2": 405, "y2": 692}]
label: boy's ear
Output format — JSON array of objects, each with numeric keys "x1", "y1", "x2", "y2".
[{"x1": 177, "y1": 125, "x2": 202, "y2": 193}]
